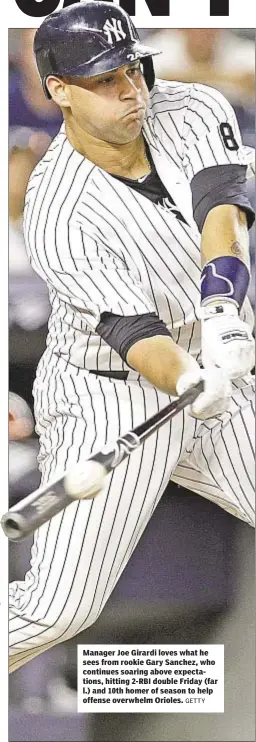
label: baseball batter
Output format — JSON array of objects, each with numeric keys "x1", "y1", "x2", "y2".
[{"x1": 9, "y1": 2, "x2": 255, "y2": 672}]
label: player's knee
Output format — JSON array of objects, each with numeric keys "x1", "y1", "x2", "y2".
[{"x1": 10, "y1": 581, "x2": 105, "y2": 646}]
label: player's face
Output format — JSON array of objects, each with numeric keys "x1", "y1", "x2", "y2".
[{"x1": 59, "y1": 62, "x2": 149, "y2": 144}]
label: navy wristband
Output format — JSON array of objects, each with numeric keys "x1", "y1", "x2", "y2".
[{"x1": 201, "y1": 256, "x2": 250, "y2": 310}]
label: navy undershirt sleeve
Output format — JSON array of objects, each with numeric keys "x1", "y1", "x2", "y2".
[
  {"x1": 191, "y1": 164, "x2": 255, "y2": 233},
  {"x1": 96, "y1": 312, "x2": 172, "y2": 362}
]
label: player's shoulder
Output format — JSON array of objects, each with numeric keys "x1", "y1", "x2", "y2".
[
  {"x1": 26, "y1": 126, "x2": 65, "y2": 191},
  {"x1": 149, "y1": 79, "x2": 233, "y2": 115},
  {"x1": 183, "y1": 82, "x2": 235, "y2": 116},
  {"x1": 148, "y1": 78, "x2": 192, "y2": 111},
  {"x1": 25, "y1": 124, "x2": 93, "y2": 201}
]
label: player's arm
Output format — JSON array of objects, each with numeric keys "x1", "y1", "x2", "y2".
[
  {"x1": 183, "y1": 84, "x2": 255, "y2": 378},
  {"x1": 183, "y1": 82, "x2": 255, "y2": 257},
  {"x1": 200, "y1": 204, "x2": 255, "y2": 378},
  {"x1": 96, "y1": 311, "x2": 195, "y2": 395},
  {"x1": 96, "y1": 312, "x2": 232, "y2": 419},
  {"x1": 201, "y1": 203, "x2": 250, "y2": 267}
]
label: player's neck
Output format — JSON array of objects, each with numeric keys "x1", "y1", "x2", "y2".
[{"x1": 64, "y1": 120, "x2": 151, "y2": 180}]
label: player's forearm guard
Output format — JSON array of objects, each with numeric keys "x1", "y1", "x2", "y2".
[{"x1": 201, "y1": 256, "x2": 250, "y2": 310}]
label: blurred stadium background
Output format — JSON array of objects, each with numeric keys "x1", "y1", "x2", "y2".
[{"x1": 8, "y1": 28, "x2": 255, "y2": 742}]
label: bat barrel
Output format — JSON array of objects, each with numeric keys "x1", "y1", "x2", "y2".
[{"x1": 2, "y1": 382, "x2": 204, "y2": 541}]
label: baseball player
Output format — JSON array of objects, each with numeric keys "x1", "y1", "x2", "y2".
[{"x1": 9, "y1": 2, "x2": 255, "y2": 672}]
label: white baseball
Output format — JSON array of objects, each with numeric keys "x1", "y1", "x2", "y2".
[{"x1": 65, "y1": 460, "x2": 107, "y2": 500}]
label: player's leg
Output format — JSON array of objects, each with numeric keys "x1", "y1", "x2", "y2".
[
  {"x1": 171, "y1": 376, "x2": 255, "y2": 526},
  {"x1": 9, "y1": 354, "x2": 195, "y2": 672}
]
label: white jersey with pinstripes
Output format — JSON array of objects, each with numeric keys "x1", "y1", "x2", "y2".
[
  {"x1": 23, "y1": 80, "x2": 251, "y2": 372},
  {"x1": 9, "y1": 80, "x2": 255, "y2": 672}
]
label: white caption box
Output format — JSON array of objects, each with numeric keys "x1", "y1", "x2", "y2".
[{"x1": 77, "y1": 644, "x2": 224, "y2": 713}]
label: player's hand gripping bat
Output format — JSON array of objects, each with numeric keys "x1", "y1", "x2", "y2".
[{"x1": 2, "y1": 382, "x2": 203, "y2": 542}]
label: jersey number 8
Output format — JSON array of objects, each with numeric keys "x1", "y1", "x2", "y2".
[{"x1": 219, "y1": 122, "x2": 239, "y2": 151}]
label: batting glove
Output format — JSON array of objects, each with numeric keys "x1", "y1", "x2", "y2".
[
  {"x1": 176, "y1": 366, "x2": 232, "y2": 420},
  {"x1": 201, "y1": 302, "x2": 255, "y2": 380}
]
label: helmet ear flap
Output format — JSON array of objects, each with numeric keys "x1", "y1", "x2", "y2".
[{"x1": 141, "y1": 57, "x2": 155, "y2": 91}]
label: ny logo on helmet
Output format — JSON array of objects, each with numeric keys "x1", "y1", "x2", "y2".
[{"x1": 103, "y1": 18, "x2": 126, "y2": 44}]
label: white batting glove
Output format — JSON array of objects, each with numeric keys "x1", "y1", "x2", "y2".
[
  {"x1": 201, "y1": 303, "x2": 255, "y2": 380},
  {"x1": 176, "y1": 367, "x2": 232, "y2": 420}
]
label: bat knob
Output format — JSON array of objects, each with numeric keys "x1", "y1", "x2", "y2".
[{"x1": 1, "y1": 512, "x2": 27, "y2": 541}]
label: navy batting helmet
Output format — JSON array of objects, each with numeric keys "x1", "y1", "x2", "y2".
[{"x1": 34, "y1": 1, "x2": 161, "y2": 99}]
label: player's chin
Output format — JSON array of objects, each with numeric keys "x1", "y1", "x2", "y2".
[{"x1": 119, "y1": 120, "x2": 144, "y2": 142}]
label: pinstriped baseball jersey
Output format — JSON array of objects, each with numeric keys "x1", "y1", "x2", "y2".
[
  {"x1": 9, "y1": 80, "x2": 254, "y2": 673},
  {"x1": 23, "y1": 80, "x2": 252, "y2": 372}
]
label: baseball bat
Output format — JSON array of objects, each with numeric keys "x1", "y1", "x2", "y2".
[{"x1": 2, "y1": 381, "x2": 203, "y2": 542}]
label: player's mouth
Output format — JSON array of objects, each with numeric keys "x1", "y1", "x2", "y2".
[{"x1": 122, "y1": 105, "x2": 145, "y2": 118}]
